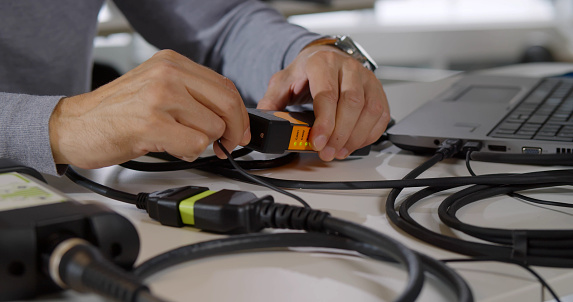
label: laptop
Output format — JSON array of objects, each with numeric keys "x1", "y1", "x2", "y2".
[{"x1": 387, "y1": 74, "x2": 573, "y2": 155}]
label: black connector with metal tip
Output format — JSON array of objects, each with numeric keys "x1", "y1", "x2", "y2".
[{"x1": 48, "y1": 238, "x2": 167, "y2": 302}]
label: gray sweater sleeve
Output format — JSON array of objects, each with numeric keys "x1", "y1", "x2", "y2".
[
  {"x1": 0, "y1": 93, "x2": 64, "y2": 175},
  {"x1": 112, "y1": 0, "x2": 321, "y2": 106}
]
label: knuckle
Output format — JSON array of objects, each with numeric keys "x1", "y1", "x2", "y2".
[
  {"x1": 380, "y1": 110, "x2": 391, "y2": 125},
  {"x1": 153, "y1": 49, "x2": 180, "y2": 60},
  {"x1": 150, "y1": 60, "x2": 180, "y2": 79},
  {"x1": 268, "y1": 72, "x2": 285, "y2": 87},
  {"x1": 366, "y1": 98, "x2": 385, "y2": 117},
  {"x1": 210, "y1": 119, "x2": 226, "y2": 139},
  {"x1": 343, "y1": 58, "x2": 362, "y2": 71},
  {"x1": 219, "y1": 90, "x2": 243, "y2": 112},
  {"x1": 341, "y1": 90, "x2": 364, "y2": 108},
  {"x1": 221, "y1": 76, "x2": 239, "y2": 92},
  {"x1": 314, "y1": 89, "x2": 338, "y2": 104},
  {"x1": 313, "y1": 118, "x2": 335, "y2": 136}
]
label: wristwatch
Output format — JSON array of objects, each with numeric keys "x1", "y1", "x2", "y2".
[{"x1": 304, "y1": 35, "x2": 378, "y2": 72}]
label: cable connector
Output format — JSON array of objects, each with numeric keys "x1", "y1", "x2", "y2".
[
  {"x1": 191, "y1": 190, "x2": 274, "y2": 234},
  {"x1": 138, "y1": 186, "x2": 210, "y2": 227},
  {"x1": 139, "y1": 186, "x2": 276, "y2": 233},
  {"x1": 49, "y1": 238, "x2": 166, "y2": 302},
  {"x1": 461, "y1": 141, "x2": 483, "y2": 155},
  {"x1": 435, "y1": 139, "x2": 463, "y2": 159}
]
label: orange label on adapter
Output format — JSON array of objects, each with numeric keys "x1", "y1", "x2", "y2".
[
  {"x1": 289, "y1": 125, "x2": 313, "y2": 151},
  {"x1": 273, "y1": 112, "x2": 309, "y2": 126}
]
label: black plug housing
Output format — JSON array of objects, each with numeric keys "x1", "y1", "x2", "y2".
[
  {"x1": 436, "y1": 139, "x2": 463, "y2": 158},
  {"x1": 142, "y1": 186, "x2": 209, "y2": 227},
  {"x1": 193, "y1": 190, "x2": 274, "y2": 234},
  {"x1": 462, "y1": 141, "x2": 483, "y2": 155}
]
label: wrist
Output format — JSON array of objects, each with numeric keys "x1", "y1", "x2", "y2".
[
  {"x1": 49, "y1": 95, "x2": 86, "y2": 165},
  {"x1": 302, "y1": 35, "x2": 378, "y2": 72}
]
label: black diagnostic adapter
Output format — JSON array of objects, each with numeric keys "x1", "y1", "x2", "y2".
[
  {"x1": 139, "y1": 186, "x2": 275, "y2": 234},
  {"x1": 247, "y1": 108, "x2": 371, "y2": 156},
  {"x1": 0, "y1": 160, "x2": 140, "y2": 301}
]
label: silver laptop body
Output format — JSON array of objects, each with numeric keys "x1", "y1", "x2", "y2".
[{"x1": 387, "y1": 75, "x2": 573, "y2": 155}]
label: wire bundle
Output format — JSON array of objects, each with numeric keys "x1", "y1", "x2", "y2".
[{"x1": 68, "y1": 143, "x2": 573, "y2": 301}]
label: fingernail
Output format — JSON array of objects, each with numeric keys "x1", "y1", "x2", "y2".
[
  {"x1": 241, "y1": 127, "x2": 251, "y2": 145},
  {"x1": 313, "y1": 135, "x2": 327, "y2": 151},
  {"x1": 336, "y1": 148, "x2": 348, "y2": 159},
  {"x1": 321, "y1": 146, "x2": 336, "y2": 161}
]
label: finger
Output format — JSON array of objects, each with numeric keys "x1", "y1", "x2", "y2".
[
  {"x1": 365, "y1": 111, "x2": 391, "y2": 146},
  {"x1": 337, "y1": 76, "x2": 389, "y2": 158},
  {"x1": 166, "y1": 90, "x2": 227, "y2": 143},
  {"x1": 258, "y1": 72, "x2": 292, "y2": 111},
  {"x1": 322, "y1": 62, "x2": 365, "y2": 160},
  {"x1": 176, "y1": 68, "x2": 248, "y2": 154},
  {"x1": 146, "y1": 119, "x2": 212, "y2": 162},
  {"x1": 306, "y1": 58, "x2": 340, "y2": 153},
  {"x1": 150, "y1": 50, "x2": 249, "y2": 152}
]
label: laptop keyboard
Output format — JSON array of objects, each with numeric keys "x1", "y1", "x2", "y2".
[{"x1": 489, "y1": 78, "x2": 573, "y2": 142}]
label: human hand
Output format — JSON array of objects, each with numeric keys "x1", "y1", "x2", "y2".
[
  {"x1": 256, "y1": 44, "x2": 390, "y2": 161},
  {"x1": 49, "y1": 49, "x2": 250, "y2": 169}
]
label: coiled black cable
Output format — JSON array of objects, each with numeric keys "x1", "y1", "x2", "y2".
[{"x1": 133, "y1": 232, "x2": 472, "y2": 302}]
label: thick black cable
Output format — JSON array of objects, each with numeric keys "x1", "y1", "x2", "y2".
[
  {"x1": 397, "y1": 183, "x2": 573, "y2": 267},
  {"x1": 470, "y1": 152, "x2": 573, "y2": 166},
  {"x1": 321, "y1": 216, "x2": 424, "y2": 302},
  {"x1": 65, "y1": 167, "x2": 139, "y2": 205},
  {"x1": 387, "y1": 158, "x2": 573, "y2": 267},
  {"x1": 442, "y1": 257, "x2": 561, "y2": 302},
  {"x1": 201, "y1": 163, "x2": 573, "y2": 190},
  {"x1": 133, "y1": 232, "x2": 473, "y2": 302},
  {"x1": 439, "y1": 184, "x2": 573, "y2": 254}
]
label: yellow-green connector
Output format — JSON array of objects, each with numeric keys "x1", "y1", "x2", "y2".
[{"x1": 144, "y1": 186, "x2": 274, "y2": 234}]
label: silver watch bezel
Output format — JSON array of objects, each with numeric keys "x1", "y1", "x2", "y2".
[{"x1": 334, "y1": 35, "x2": 378, "y2": 72}]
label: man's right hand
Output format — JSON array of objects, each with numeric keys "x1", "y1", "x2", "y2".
[{"x1": 49, "y1": 49, "x2": 250, "y2": 169}]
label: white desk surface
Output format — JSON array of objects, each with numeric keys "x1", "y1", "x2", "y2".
[{"x1": 34, "y1": 63, "x2": 573, "y2": 302}]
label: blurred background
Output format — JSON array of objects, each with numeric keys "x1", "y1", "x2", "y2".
[{"x1": 93, "y1": 0, "x2": 573, "y2": 88}]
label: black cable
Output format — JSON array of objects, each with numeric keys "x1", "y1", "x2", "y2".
[
  {"x1": 393, "y1": 178, "x2": 573, "y2": 267},
  {"x1": 442, "y1": 257, "x2": 561, "y2": 302},
  {"x1": 119, "y1": 148, "x2": 253, "y2": 172},
  {"x1": 200, "y1": 163, "x2": 573, "y2": 190},
  {"x1": 120, "y1": 148, "x2": 300, "y2": 172},
  {"x1": 508, "y1": 191, "x2": 573, "y2": 208},
  {"x1": 65, "y1": 167, "x2": 140, "y2": 205},
  {"x1": 465, "y1": 151, "x2": 477, "y2": 177},
  {"x1": 133, "y1": 232, "x2": 473, "y2": 302},
  {"x1": 470, "y1": 152, "x2": 573, "y2": 166},
  {"x1": 49, "y1": 238, "x2": 168, "y2": 302},
  {"x1": 65, "y1": 139, "x2": 572, "y2": 299},
  {"x1": 466, "y1": 151, "x2": 573, "y2": 208},
  {"x1": 216, "y1": 140, "x2": 311, "y2": 208}
]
